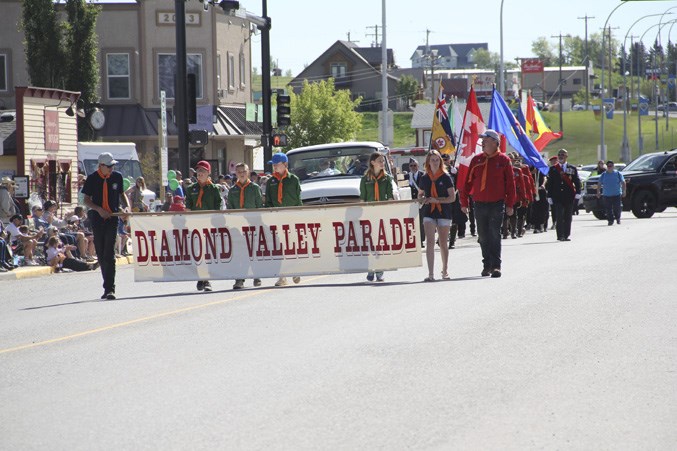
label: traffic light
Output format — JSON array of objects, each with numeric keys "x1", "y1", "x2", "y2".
[
  {"x1": 277, "y1": 93, "x2": 291, "y2": 126},
  {"x1": 272, "y1": 133, "x2": 288, "y2": 147}
]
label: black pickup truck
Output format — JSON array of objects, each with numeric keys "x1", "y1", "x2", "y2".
[{"x1": 582, "y1": 149, "x2": 677, "y2": 219}]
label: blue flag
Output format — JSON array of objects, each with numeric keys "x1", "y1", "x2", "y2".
[{"x1": 488, "y1": 88, "x2": 549, "y2": 175}]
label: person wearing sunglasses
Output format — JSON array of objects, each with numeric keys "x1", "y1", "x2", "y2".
[{"x1": 82, "y1": 152, "x2": 130, "y2": 300}]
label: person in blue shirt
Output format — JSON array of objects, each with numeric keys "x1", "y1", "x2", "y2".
[{"x1": 596, "y1": 160, "x2": 626, "y2": 226}]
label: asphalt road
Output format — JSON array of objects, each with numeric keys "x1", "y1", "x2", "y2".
[{"x1": 1, "y1": 211, "x2": 676, "y2": 450}]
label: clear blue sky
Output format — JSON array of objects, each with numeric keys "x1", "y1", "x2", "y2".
[{"x1": 238, "y1": 0, "x2": 677, "y2": 75}]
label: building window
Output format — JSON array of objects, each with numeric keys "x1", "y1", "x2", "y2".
[
  {"x1": 239, "y1": 51, "x2": 246, "y2": 88},
  {"x1": 330, "y1": 63, "x2": 347, "y2": 78},
  {"x1": 0, "y1": 54, "x2": 7, "y2": 91},
  {"x1": 573, "y1": 78, "x2": 582, "y2": 85},
  {"x1": 228, "y1": 53, "x2": 235, "y2": 90},
  {"x1": 158, "y1": 53, "x2": 203, "y2": 99},
  {"x1": 106, "y1": 53, "x2": 130, "y2": 99}
]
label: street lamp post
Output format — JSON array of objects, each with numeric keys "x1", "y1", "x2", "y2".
[
  {"x1": 621, "y1": 13, "x2": 669, "y2": 163},
  {"x1": 600, "y1": 2, "x2": 627, "y2": 161},
  {"x1": 499, "y1": 0, "x2": 505, "y2": 96}
]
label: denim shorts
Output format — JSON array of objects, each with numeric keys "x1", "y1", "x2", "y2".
[{"x1": 423, "y1": 217, "x2": 452, "y2": 227}]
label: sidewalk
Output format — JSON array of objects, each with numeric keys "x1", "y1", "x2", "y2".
[{"x1": 0, "y1": 256, "x2": 134, "y2": 281}]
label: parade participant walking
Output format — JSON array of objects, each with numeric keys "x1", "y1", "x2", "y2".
[
  {"x1": 359, "y1": 151, "x2": 395, "y2": 282},
  {"x1": 407, "y1": 157, "x2": 425, "y2": 247},
  {"x1": 185, "y1": 160, "x2": 222, "y2": 292},
  {"x1": 418, "y1": 150, "x2": 455, "y2": 282},
  {"x1": 546, "y1": 149, "x2": 581, "y2": 241},
  {"x1": 82, "y1": 152, "x2": 130, "y2": 300},
  {"x1": 265, "y1": 152, "x2": 303, "y2": 287},
  {"x1": 459, "y1": 130, "x2": 516, "y2": 278},
  {"x1": 227, "y1": 162, "x2": 263, "y2": 289},
  {"x1": 596, "y1": 160, "x2": 626, "y2": 225}
]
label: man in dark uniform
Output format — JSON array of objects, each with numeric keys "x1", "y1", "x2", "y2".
[
  {"x1": 546, "y1": 148, "x2": 581, "y2": 241},
  {"x1": 82, "y1": 152, "x2": 130, "y2": 300},
  {"x1": 407, "y1": 157, "x2": 425, "y2": 247}
]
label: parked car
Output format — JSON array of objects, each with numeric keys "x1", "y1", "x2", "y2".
[
  {"x1": 284, "y1": 142, "x2": 408, "y2": 205},
  {"x1": 582, "y1": 149, "x2": 677, "y2": 219},
  {"x1": 572, "y1": 104, "x2": 587, "y2": 111},
  {"x1": 656, "y1": 102, "x2": 677, "y2": 112}
]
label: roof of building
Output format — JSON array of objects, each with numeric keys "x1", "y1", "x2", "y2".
[
  {"x1": 412, "y1": 43, "x2": 489, "y2": 60},
  {"x1": 0, "y1": 111, "x2": 17, "y2": 155}
]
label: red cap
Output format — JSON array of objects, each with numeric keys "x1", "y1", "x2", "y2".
[
  {"x1": 548, "y1": 155, "x2": 558, "y2": 162},
  {"x1": 195, "y1": 160, "x2": 211, "y2": 172}
]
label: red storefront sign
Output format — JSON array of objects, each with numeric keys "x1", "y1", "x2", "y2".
[
  {"x1": 521, "y1": 59, "x2": 544, "y2": 74},
  {"x1": 44, "y1": 110, "x2": 59, "y2": 151}
]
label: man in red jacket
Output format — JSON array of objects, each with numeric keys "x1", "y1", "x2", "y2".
[{"x1": 459, "y1": 129, "x2": 516, "y2": 278}]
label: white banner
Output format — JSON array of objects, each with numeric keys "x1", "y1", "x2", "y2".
[{"x1": 130, "y1": 201, "x2": 421, "y2": 282}]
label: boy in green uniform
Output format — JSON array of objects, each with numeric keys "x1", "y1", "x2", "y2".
[
  {"x1": 185, "y1": 160, "x2": 222, "y2": 292},
  {"x1": 265, "y1": 152, "x2": 303, "y2": 287},
  {"x1": 359, "y1": 151, "x2": 395, "y2": 282},
  {"x1": 227, "y1": 162, "x2": 263, "y2": 289}
]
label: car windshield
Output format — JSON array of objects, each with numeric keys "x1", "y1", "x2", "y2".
[
  {"x1": 623, "y1": 154, "x2": 667, "y2": 172},
  {"x1": 286, "y1": 145, "x2": 389, "y2": 181}
]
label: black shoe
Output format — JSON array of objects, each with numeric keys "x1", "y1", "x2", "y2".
[
  {"x1": 196, "y1": 281, "x2": 204, "y2": 291},
  {"x1": 106, "y1": 292, "x2": 116, "y2": 300},
  {"x1": 491, "y1": 269, "x2": 502, "y2": 278},
  {"x1": 458, "y1": 234, "x2": 465, "y2": 239},
  {"x1": 608, "y1": 221, "x2": 613, "y2": 226},
  {"x1": 101, "y1": 292, "x2": 108, "y2": 300},
  {"x1": 562, "y1": 238, "x2": 571, "y2": 241},
  {"x1": 617, "y1": 219, "x2": 621, "y2": 224},
  {"x1": 203, "y1": 281, "x2": 212, "y2": 292},
  {"x1": 481, "y1": 268, "x2": 491, "y2": 277}
]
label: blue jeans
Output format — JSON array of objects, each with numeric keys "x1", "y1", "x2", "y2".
[
  {"x1": 474, "y1": 201, "x2": 505, "y2": 270},
  {"x1": 603, "y1": 195, "x2": 622, "y2": 222}
]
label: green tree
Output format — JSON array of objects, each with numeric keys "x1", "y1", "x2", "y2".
[
  {"x1": 531, "y1": 37, "x2": 555, "y2": 66},
  {"x1": 64, "y1": 0, "x2": 101, "y2": 140},
  {"x1": 21, "y1": 0, "x2": 65, "y2": 88},
  {"x1": 285, "y1": 79, "x2": 362, "y2": 149},
  {"x1": 396, "y1": 75, "x2": 419, "y2": 108},
  {"x1": 472, "y1": 48, "x2": 500, "y2": 69}
]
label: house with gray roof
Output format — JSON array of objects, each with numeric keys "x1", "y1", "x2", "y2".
[{"x1": 411, "y1": 43, "x2": 489, "y2": 70}]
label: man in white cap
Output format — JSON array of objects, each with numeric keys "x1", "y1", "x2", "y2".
[
  {"x1": 0, "y1": 176, "x2": 19, "y2": 225},
  {"x1": 82, "y1": 152, "x2": 130, "y2": 300}
]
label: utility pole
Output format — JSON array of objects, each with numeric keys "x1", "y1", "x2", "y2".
[
  {"x1": 365, "y1": 24, "x2": 380, "y2": 47},
  {"x1": 551, "y1": 32, "x2": 568, "y2": 133},
  {"x1": 578, "y1": 14, "x2": 595, "y2": 109},
  {"x1": 174, "y1": 0, "x2": 189, "y2": 175}
]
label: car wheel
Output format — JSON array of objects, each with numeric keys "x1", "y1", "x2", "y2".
[
  {"x1": 631, "y1": 190, "x2": 657, "y2": 218},
  {"x1": 592, "y1": 210, "x2": 607, "y2": 220}
]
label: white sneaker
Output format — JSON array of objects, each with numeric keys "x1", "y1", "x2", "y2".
[
  {"x1": 292, "y1": 276, "x2": 301, "y2": 284},
  {"x1": 275, "y1": 277, "x2": 288, "y2": 287}
]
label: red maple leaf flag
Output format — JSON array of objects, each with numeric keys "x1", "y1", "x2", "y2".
[{"x1": 455, "y1": 87, "x2": 486, "y2": 191}]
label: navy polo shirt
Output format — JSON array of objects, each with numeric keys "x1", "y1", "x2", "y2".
[{"x1": 82, "y1": 170, "x2": 124, "y2": 224}]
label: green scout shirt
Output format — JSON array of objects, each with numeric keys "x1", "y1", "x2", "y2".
[
  {"x1": 185, "y1": 182, "x2": 222, "y2": 211},
  {"x1": 265, "y1": 172, "x2": 303, "y2": 207},
  {"x1": 226, "y1": 182, "x2": 263, "y2": 210},
  {"x1": 360, "y1": 173, "x2": 394, "y2": 202}
]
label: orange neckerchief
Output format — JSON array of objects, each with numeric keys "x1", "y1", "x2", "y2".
[
  {"x1": 426, "y1": 167, "x2": 444, "y2": 213},
  {"x1": 370, "y1": 171, "x2": 385, "y2": 201},
  {"x1": 273, "y1": 171, "x2": 288, "y2": 205},
  {"x1": 236, "y1": 180, "x2": 251, "y2": 208},
  {"x1": 96, "y1": 168, "x2": 112, "y2": 214},
  {"x1": 473, "y1": 151, "x2": 499, "y2": 192},
  {"x1": 196, "y1": 177, "x2": 213, "y2": 208}
]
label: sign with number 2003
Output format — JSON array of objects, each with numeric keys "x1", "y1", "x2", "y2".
[{"x1": 157, "y1": 12, "x2": 200, "y2": 26}]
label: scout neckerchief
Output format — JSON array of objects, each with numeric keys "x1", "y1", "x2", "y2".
[
  {"x1": 370, "y1": 171, "x2": 385, "y2": 201},
  {"x1": 196, "y1": 177, "x2": 213, "y2": 208},
  {"x1": 96, "y1": 168, "x2": 112, "y2": 214},
  {"x1": 468, "y1": 152, "x2": 499, "y2": 192},
  {"x1": 273, "y1": 170, "x2": 288, "y2": 205},
  {"x1": 554, "y1": 163, "x2": 576, "y2": 193},
  {"x1": 426, "y1": 167, "x2": 444, "y2": 214},
  {"x1": 236, "y1": 179, "x2": 251, "y2": 208}
]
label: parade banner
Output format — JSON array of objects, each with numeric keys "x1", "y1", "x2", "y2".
[{"x1": 129, "y1": 201, "x2": 421, "y2": 282}]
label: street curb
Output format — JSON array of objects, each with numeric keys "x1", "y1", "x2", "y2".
[{"x1": 0, "y1": 256, "x2": 134, "y2": 281}]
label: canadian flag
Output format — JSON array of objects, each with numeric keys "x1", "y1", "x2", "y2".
[{"x1": 455, "y1": 87, "x2": 486, "y2": 191}]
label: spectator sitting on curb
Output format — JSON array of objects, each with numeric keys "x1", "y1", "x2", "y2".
[
  {"x1": 6, "y1": 215, "x2": 44, "y2": 266},
  {"x1": 43, "y1": 200, "x2": 86, "y2": 259},
  {"x1": 45, "y1": 235, "x2": 98, "y2": 272},
  {"x1": 0, "y1": 222, "x2": 16, "y2": 271},
  {"x1": 69, "y1": 211, "x2": 96, "y2": 261}
]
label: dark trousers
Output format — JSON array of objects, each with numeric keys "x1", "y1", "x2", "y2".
[
  {"x1": 92, "y1": 218, "x2": 118, "y2": 293},
  {"x1": 603, "y1": 195, "x2": 622, "y2": 222},
  {"x1": 475, "y1": 201, "x2": 505, "y2": 270},
  {"x1": 62, "y1": 257, "x2": 91, "y2": 272},
  {"x1": 554, "y1": 200, "x2": 574, "y2": 240}
]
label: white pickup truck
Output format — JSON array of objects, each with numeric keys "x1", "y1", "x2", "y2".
[{"x1": 284, "y1": 141, "x2": 410, "y2": 205}]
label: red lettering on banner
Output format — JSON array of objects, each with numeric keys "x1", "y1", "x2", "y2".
[
  {"x1": 242, "y1": 226, "x2": 256, "y2": 258},
  {"x1": 159, "y1": 231, "x2": 172, "y2": 262},
  {"x1": 346, "y1": 221, "x2": 358, "y2": 253},
  {"x1": 270, "y1": 225, "x2": 283, "y2": 257},
  {"x1": 256, "y1": 226, "x2": 271, "y2": 257},
  {"x1": 333, "y1": 222, "x2": 345, "y2": 253},
  {"x1": 217, "y1": 227, "x2": 231, "y2": 259},
  {"x1": 295, "y1": 224, "x2": 308, "y2": 255},
  {"x1": 283, "y1": 224, "x2": 296, "y2": 256},
  {"x1": 203, "y1": 228, "x2": 217, "y2": 260},
  {"x1": 376, "y1": 220, "x2": 390, "y2": 251},
  {"x1": 135, "y1": 231, "x2": 148, "y2": 263},
  {"x1": 148, "y1": 230, "x2": 158, "y2": 262},
  {"x1": 359, "y1": 220, "x2": 374, "y2": 252},
  {"x1": 191, "y1": 229, "x2": 203, "y2": 262},
  {"x1": 308, "y1": 223, "x2": 320, "y2": 254},
  {"x1": 390, "y1": 219, "x2": 403, "y2": 252},
  {"x1": 404, "y1": 217, "x2": 416, "y2": 249},
  {"x1": 173, "y1": 229, "x2": 191, "y2": 261}
]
